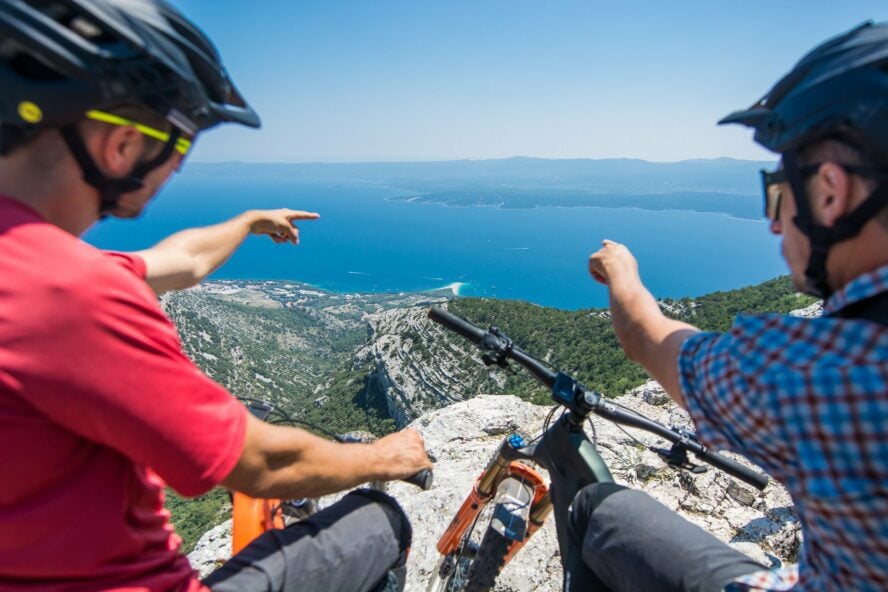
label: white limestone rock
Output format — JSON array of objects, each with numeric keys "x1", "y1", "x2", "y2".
[
  {"x1": 188, "y1": 520, "x2": 231, "y2": 579},
  {"x1": 790, "y1": 301, "x2": 822, "y2": 318}
]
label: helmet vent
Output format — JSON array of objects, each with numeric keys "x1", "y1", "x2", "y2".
[
  {"x1": 8, "y1": 49, "x2": 60, "y2": 82},
  {"x1": 69, "y1": 15, "x2": 102, "y2": 40},
  {"x1": 125, "y1": 66, "x2": 161, "y2": 87},
  {"x1": 26, "y1": 1, "x2": 117, "y2": 46}
]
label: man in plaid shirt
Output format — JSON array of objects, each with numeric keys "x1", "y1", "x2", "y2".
[{"x1": 572, "y1": 22, "x2": 888, "y2": 592}]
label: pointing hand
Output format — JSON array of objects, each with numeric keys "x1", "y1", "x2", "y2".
[
  {"x1": 248, "y1": 209, "x2": 320, "y2": 245},
  {"x1": 588, "y1": 239, "x2": 640, "y2": 287}
]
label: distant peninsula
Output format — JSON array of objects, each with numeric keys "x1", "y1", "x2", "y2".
[
  {"x1": 387, "y1": 189, "x2": 760, "y2": 219},
  {"x1": 187, "y1": 156, "x2": 772, "y2": 220}
]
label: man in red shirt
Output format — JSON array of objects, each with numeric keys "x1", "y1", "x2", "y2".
[{"x1": 0, "y1": 1, "x2": 430, "y2": 591}]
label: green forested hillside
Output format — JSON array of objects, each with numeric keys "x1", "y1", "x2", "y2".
[
  {"x1": 447, "y1": 276, "x2": 815, "y2": 403},
  {"x1": 666, "y1": 275, "x2": 816, "y2": 332}
]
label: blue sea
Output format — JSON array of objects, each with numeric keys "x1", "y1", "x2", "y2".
[{"x1": 84, "y1": 173, "x2": 786, "y2": 310}]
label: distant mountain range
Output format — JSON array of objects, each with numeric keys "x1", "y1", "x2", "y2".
[{"x1": 186, "y1": 156, "x2": 774, "y2": 219}]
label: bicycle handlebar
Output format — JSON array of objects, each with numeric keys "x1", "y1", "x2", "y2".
[
  {"x1": 696, "y1": 449, "x2": 768, "y2": 489},
  {"x1": 428, "y1": 306, "x2": 557, "y2": 389},
  {"x1": 404, "y1": 468, "x2": 434, "y2": 490},
  {"x1": 428, "y1": 306, "x2": 768, "y2": 491},
  {"x1": 595, "y1": 401, "x2": 769, "y2": 490},
  {"x1": 428, "y1": 305, "x2": 486, "y2": 343}
]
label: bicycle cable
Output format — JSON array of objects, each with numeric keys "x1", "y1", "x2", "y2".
[
  {"x1": 613, "y1": 422, "x2": 649, "y2": 450},
  {"x1": 605, "y1": 397, "x2": 681, "y2": 451},
  {"x1": 585, "y1": 417, "x2": 598, "y2": 447},
  {"x1": 451, "y1": 508, "x2": 486, "y2": 586},
  {"x1": 540, "y1": 405, "x2": 564, "y2": 478},
  {"x1": 236, "y1": 396, "x2": 342, "y2": 440}
]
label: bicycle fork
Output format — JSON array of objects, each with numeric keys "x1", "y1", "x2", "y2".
[{"x1": 435, "y1": 436, "x2": 554, "y2": 561}]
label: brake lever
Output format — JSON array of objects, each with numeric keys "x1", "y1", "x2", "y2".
[
  {"x1": 480, "y1": 327, "x2": 513, "y2": 369},
  {"x1": 651, "y1": 442, "x2": 708, "y2": 475}
]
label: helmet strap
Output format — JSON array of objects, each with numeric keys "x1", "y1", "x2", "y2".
[
  {"x1": 59, "y1": 125, "x2": 180, "y2": 217},
  {"x1": 784, "y1": 151, "x2": 888, "y2": 299}
]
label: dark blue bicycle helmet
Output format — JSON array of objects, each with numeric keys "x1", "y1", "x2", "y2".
[
  {"x1": 0, "y1": 0, "x2": 260, "y2": 212},
  {"x1": 720, "y1": 21, "x2": 888, "y2": 298}
]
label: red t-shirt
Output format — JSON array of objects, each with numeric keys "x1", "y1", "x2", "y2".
[{"x1": 0, "y1": 196, "x2": 247, "y2": 591}]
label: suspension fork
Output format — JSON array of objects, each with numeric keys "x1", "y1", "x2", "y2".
[
  {"x1": 436, "y1": 435, "x2": 548, "y2": 556},
  {"x1": 436, "y1": 475, "x2": 494, "y2": 555},
  {"x1": 500, "y1": 465, "x2": 552, "y2": 563},
  {"x1": 435, "y1": 435, "x2": 513, "y2": 555}
]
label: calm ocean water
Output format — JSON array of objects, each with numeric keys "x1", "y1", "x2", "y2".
[{"x1": 84, "y1": 173, "x2": 786, "y2": 310}]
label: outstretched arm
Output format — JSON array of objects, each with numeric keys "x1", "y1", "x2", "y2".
[
  {"x1": 133, "y1": 209, "x2": 319, "y2": 294},
  {"x1": 588, "y1": 240, "x2": 700, "y2": 408},
  {"x1": 222, "y1": 414, "x2": 433, "y2": 499}
]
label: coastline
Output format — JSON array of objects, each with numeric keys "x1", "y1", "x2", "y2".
[
  {"x1": 202, "y1": 276, "x2": 470, "y2": 299},
  {"x1": 384, "y1": 194, "x2": 761, "y2": 221},
  {"x1": 441, "y1": 281, "x2": 468, "y2": 296}
]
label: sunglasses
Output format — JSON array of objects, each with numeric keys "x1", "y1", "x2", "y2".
[
  {"x1": 85, "y1": 109, "x2": 193, "y2": 156},
  {"x1": 758, "y1": 166, "x2": 817, "y2": 222},
  {"x1": 760, "y1": 163, "x2": 888, "y2": 222}
]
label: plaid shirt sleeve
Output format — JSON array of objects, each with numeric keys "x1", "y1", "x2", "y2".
[{"x1": 678, "y1": 315, "x2": 799, "y2": 480}]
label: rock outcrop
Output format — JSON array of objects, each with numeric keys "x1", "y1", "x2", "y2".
[
  {"x1": 190, "y1": 384, "x2": 800, "y2": 591},
  {"x1": 354, "y1": 305, "x2": 495, "y2": 426},
  {"x1": 790, "y1": 301, "x2": 823, "y2": 318}
]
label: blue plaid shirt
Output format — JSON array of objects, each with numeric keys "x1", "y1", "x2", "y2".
[{"x1": 679, "y1": 265, "x2": 888, "y2": 592}]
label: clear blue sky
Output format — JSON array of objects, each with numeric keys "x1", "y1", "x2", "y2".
[{"x1": 176, "y1": 0, "x2": 886, "y2": 163}]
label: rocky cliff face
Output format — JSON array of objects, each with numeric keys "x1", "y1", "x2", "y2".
[
  {"x1": 162, "y1": 281, "x2": 456, "y2": 427},
  {"x1": 189, "y1": 383, "x2": 800, "y2": 591},
  {"x1": 353, "y1": 305, "x2": 501, "y2": 426}
]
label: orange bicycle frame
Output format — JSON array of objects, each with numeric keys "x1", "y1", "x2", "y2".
[{"x1": 231, "y1": 492, "x2": 286, "y2": 555}]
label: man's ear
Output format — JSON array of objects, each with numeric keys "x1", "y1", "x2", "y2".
[
  {"x1": 810, "y1": 162, "x2": 851, "y2": 227},
  {"x1": 91, "y1": 124, "x2": 145, "y2": 177}
]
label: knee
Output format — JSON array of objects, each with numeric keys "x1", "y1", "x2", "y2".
[
  {"x1": 346, "y1": 489, "x2": 412, "y2": 555},
  {"x1": 347, "y1": 489, "x2": 412, "y2": 591},
  {"x1": 573, "y1": 482, "x2": 627, "y2": 514},
  {"x1": 568, "y1": 482, "x2": 627, "y2": 542}
]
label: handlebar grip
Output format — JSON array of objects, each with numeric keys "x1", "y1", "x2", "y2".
[
  {"x1": 428, "y1": 306, "x2": 485, "y2": 344},
  {"x1": 701, "y1": 451, "x2": 769, "y2": 491},
  {"x1": 402, "y1": 468, "x2": 433, "y2": 490}
]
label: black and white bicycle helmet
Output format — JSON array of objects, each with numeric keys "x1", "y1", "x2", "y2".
[
  {"x1": 0, "y1": 0, "x2": 260, "y2": 212},
  {"x1": 720, "y1": 21, "x2": 888, "y2": 298},
  {"x1": 0, "y1": 0, "x2": 258, "y2": 134}
]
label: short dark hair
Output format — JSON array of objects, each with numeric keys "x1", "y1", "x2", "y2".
[{"x1": 0, "y1": 125, "x2": 42, "y2": 156}]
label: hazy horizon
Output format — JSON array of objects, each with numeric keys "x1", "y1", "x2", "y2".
[
  {"x1": 189, "y1": 155, "x2": 775, "y2": 166},
  {"x1": 178, "y1": 1, "x2": 884, "y2": 164}
]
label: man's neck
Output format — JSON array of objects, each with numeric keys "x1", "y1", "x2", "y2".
[
  {"x1": 0, "y1": 150, "x2": 98, "y2": 236},
  {"x1": 827, "y1": 221, "x2": 888, "y2": 292}
]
